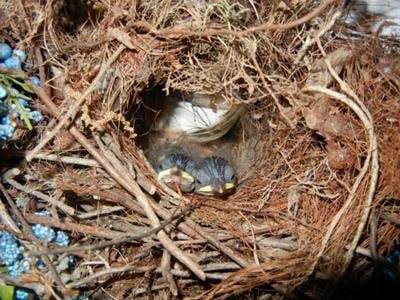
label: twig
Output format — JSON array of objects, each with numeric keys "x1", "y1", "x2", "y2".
[
  {"x1": 100, "y1": 134, "x2": 156, "y2": 195},
  {"x1": 30, "y1": 84, "x2": 206, "y2": 280},
  {"x1": 354, "y1": 246, "x2": 372, "y2": 258},
  {"x1": 95, "y1": 135, "x2": 206, "y2": 280},
  {"x1": 23, "y1": 214, "x2": 121, "y2": 240},
  {"x1": 0, "y1": 273, "x2": 43, "y2": 295},
  {"x1": 67, "y1": 263, "x2": 230, "y2": 289},
  {"x1": 0, "y1": 186, "x2": 20, "y2": 232},
  {"x1": 28, "y1": 204, "x2": 192, "y2": 256},
  {"x1": 0, "y1": 181, "x2": 32, "y2": 239},
  {"x1": 3, "y1": 168, "x2": 75, "y2": 216},
  {"x1": 66, "y1": 265, "x2": 152, "y2": 289},
  {"x1": 95, "y1": 134, "x2": 156, "y2": 196},
  {"x1": 302, "y1": 83, "x2": 379, "y2": 278},
  {"x1": 132, "y1": 283, "x2": 176, "y2": 297},
  {"x1": 34, "y1": 47, "x2": 51, "y2": 96},
  {"x1": 33, "y1": 153, "x2": 100, "y2": 167},
  {"x1": 380, "y1": 212, "x2": 400, "y2": 225},
  {"x1": 369, "y1": 209, "x2": 400, "y2": 279},
  {"x1": 239, "y1": 212, "x2": 260, "y2": 265},
  {"x1": 294, "y1": 9, "x2": 342, "y2": 64},
  {"x1": 0, "y1": 182, "x2": 65, "y2": 289},
  {"x1": 25, "y1": 45, "x2": 127, "y2": 162},
  {"x1": 55, "y1": 181, "x2": 145, "y2": 216},
  {"x1": 161, "y1": 250, "x2": 178, "y2": 296},
  {"x1": 323, "y1": 58, "x2": 379, "y2": 273},
  {"x1": 77, "y1": 206, "x2": 125, "y2": 219},
  {"x1": 149, "y1": 199, "x2": 251, "y2": 268}
]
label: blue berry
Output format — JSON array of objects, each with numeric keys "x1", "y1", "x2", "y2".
[
  {"x1": 0, "y1": 62, "x2": 5, "y2": 68},
  {"x1": 17, "y1": 98, "x2": 29, "y2": 107},
  {"x1": 0, "y1": 116, "x2": 15, "y2": 139},
  {"x1": 29, "y1": 110, "x2": 43, "y2": 123},
  {"x1": 15, "y1": 288, "x2": 30, "y2": 300},
  {"x1": 12, "y1": 49, "x2": 27, "y2": 62},
  {"x1": 31, "y1": 224, "x2": 54, "y2": 241},
  {"x1": 31, "y1": 224, "x2": 55, "y2": 242},
  {"x1": 0, "y1": 232, "x2": 22, "y2": 265},
  {"x1": 1, "y1": 115, "x2": 11, "y2": 125},
  {"x1": 68, "y1": 255, "x2": 75, "y2": 267},
  {"x1": 0, "y1": 231, "x2": 27, "y2": 277},
  {"x1": 9, "y1": 88, "x2": 19, "y2": 96},
  {"x1": 0, "y1": 85, "x2": 7, "y2": 99},
  {"x1": 55, "y1": 230, "x2": 70, "y2": 247},
  {"x1": 36, "y1": 258, "x2": 46, "y2": 270},
  {"x1": 20, "y1": 259, "x2": 30, "y2": 273},
  {"x1": 11, "y1": 103, "x2": 30, "y2": 116},
  {"x1": 0, "y1": 102, "x2": 8, "y2": 120},
  {"x1": 4, "y1": 57, "x2": 21, "y2": 69},
  {"x1": 30, "y1": 76, "x2": 41, "y2": 87},
  {"x1": 0, "y1": 43, "x2": 12, "y2": 60},
  {"x1": 8, "y1": 261, "x2": 22, "y2": 277},
  {"x1": 35, "y1": 210, "x2": 49, "y2": 216}
]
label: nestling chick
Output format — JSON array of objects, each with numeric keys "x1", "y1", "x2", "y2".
[
  {"x1": 194, "y1": 156, "x2": 237, "y2": 197},
  {"x1": 143, "y1": 91, "x2": 243, "y2": 196},
  {"x1": 155, "y1": 146, "x2": 196, "y2": 193}
]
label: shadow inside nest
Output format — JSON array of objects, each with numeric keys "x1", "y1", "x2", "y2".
[{"x1": 298, "y1": 263, "x2": 400, "y2": 300}]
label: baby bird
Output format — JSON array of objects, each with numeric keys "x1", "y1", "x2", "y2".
[
  {"x1": 155, "y1": 146, "x2": 196, "y2": 193},
  {"x1": 194, "y1": 156, "x2": 237, "y2": 197}
]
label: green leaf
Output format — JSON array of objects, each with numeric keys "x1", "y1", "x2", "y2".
[
  {"x1": 4, "y1": 76, "x2": 33, "y2": 94},
  {"x1": 11, "y1": 97, "x2": 33, "y2": 130},
  {"x1": 0, "y1": 285, "x2": 15, "y2": 300}
]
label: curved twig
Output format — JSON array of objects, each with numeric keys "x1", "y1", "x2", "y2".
[{"x1": 302, "y1": 84, "x2": 378, "y2": 277}]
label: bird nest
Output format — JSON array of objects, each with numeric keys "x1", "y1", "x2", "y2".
[{"x1": 1, "y1": 0, "x2": 400, "y2": 298}]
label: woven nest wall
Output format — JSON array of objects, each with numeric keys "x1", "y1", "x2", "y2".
[{"x1": 1, "y1": 0, "x2": 400, "y2": 298}]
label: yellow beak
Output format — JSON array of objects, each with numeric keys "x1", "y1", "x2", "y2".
[
  {"x1": 198, "y1": 182, "x2": 235, "y2": 195},
  {"x1": 158, "y1": 166, "x2": 194, "y2": 182}
]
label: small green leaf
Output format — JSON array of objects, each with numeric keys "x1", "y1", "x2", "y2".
[
  {"x1": 0, "y1": 285, "x2": 15, "y2": 300},
  {"x1": 17, "y1": 82, "x2": 34, "y2": 94},
  {"x1": 11, "y1": 97, "x2": 33, "y2": 130},
  {"x1": 4, "y1": 76, "x2": 33, "y2": 94}
]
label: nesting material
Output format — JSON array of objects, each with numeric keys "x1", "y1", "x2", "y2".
[{"x1": 1, "y1": 0, "x2": 400, "y2": 299}]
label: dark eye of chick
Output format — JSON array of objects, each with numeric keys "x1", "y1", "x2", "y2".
[
  {"x1": 230, "y1": 174, "x2": 235, "y2": 181},
  {"x1": 196, "y1": 178, "x2": 202, "y2": 185}
]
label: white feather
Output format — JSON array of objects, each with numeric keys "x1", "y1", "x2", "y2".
[{"x1": 162, "y1": 97, "x2": 228, "y2": 133}]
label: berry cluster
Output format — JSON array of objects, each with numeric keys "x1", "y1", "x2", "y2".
[
  {"x1": 0, "y1": 42, "x2": 44, "y2": 148},
  {"x1": 0, "y1": 231, "x2": 28, "y2": 277},
  {"x1": 15, "y1": 289, "x2": 30, "y2": 300},
  {"x1": 0, "y1": 211, "x2": 72, "y2": 299},
  {"x1": 31, "y1": 223, "x2": 70, "y2": 246}
]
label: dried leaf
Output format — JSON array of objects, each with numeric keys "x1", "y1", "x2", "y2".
[
  {"x1": 305, "y1": 49, "x2": 353, "y2": 87},
  {"x1": 303, "y1": 98, "x2": 353, "y2": 139}
]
